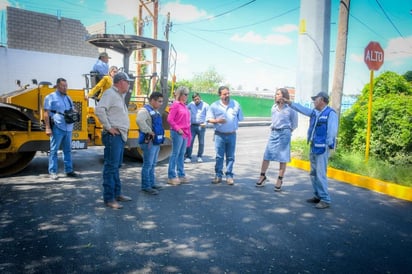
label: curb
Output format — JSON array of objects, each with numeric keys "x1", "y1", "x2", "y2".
[{"x1": 289, "y1": 158, "x2": 412, "y2": 202}]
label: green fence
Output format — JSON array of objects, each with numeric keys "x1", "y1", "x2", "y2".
[{"x1": 190, "y1": 92, "x2": 273, "y2": 117}]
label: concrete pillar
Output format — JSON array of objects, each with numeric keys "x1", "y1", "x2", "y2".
[{"x1": 296, "y1": 0, "x2": 331, "y2": 105}]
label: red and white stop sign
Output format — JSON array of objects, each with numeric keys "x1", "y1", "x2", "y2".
[{"x1": 364, "y1": 41, "x2": 384, "y2": 71}]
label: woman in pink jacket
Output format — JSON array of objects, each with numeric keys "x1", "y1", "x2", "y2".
[{"x1": 167, "y1": 86, "x2": 192, "y2": 185}]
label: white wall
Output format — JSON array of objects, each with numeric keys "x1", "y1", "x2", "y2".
[
  {"x1": 292, "y1": 115, "x2": 310, "y2": 140},
  {"x1": 0, "y1": 47, "x2": 96, "y2": 94}
]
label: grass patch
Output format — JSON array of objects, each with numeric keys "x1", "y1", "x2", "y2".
[{"x1": 291, "y1": 139, "x2": 412, "y2": 187}]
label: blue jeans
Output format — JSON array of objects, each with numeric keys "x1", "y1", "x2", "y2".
[
  {"x1": 214, "y1": 132, "x2": 236, "y2": 178},
  {"x1": 309, "y1": 148, "x2": 331, "y2": 203},
  {"x1": 141, "y1": 143, "x2": 160, "y2": 190},
  {"x1": 48, "y1": 126, "x2": 73, "y2": 174},
  {"x1": 102, "y1": 132, "x2": 125, "y2": 203},
  {"x1": 168, "y1": 130, "x2": 187, "y2": 179},
  {"x1": 185, "y1": 125, "x2": 206, "y2": 159}
]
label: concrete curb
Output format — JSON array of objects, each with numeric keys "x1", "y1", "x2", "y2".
[
  {"x1": 213, "y1": 119, "x2": 411, "y2": 201},
  {"x1": 240, "y1": 117, "x2": 271, "y2": 127},
  {"x1": 289, "y1": 158, "x2": 412, "y2": 202}
]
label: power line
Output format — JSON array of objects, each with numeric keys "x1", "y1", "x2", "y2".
[
  {"x1": 178, "y1": 29, "x2": 293, "y2": 72},
  {"x1": 349, "y1": 14, "x2": 386, "y2": 40},
  {"x1": 174, "y1": 0, "x2": 257, "y2": 26},
  {"x1": 375, "y1": 0, "x2": 404, "y2": 38},
  {"x1": 187, "y1": 7, "x2": 299, "y2": 32}
]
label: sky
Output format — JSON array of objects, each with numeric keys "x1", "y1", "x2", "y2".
[{"x1": 1, "y1": 0, "x2": 412, "y2": 95}]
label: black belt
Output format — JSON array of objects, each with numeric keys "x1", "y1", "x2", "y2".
[
  {"x1": 191, "y1": 123, "x2": 202, "y2": 126},
  {"x1": 215, "y1": 131, "x2": 235, "y2": 135}
]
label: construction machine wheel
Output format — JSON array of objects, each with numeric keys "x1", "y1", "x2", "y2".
[
  {"x1": 0, "y1": 104, "x2": 40, "y2": 177},
  {"x1": 0, "y1": 151, "x2": 37, "y2": 177},
  {"x1": 157, "y1": 141, "x2": 172, "y2": 162},
  {"x1": 123, "y1": 147, "x2": 143, "y2": 161}
]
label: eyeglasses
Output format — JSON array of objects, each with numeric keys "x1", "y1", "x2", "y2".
[{"x1": 183, "y1": 93, "x2": 189, "y2": 96}]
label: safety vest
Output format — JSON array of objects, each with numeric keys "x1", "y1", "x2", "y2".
[
  {"x1": 307, "y1": 106, "x2": 335, "y2": 154},
  {"x1": 138, "y1": 105, "x2": 165, "y2": 145}
]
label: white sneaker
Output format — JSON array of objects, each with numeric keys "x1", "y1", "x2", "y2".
[
  {"x1": 197, "y1": 157, "x2": 203, "y2": 163},
  {"x1": 184, "y1": 158, "x2": 191, "y2": 163}
]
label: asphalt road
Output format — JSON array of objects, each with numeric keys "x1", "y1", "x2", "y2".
[{"x1": 0, "y1": 126, "x2": 411, "y2": 274}]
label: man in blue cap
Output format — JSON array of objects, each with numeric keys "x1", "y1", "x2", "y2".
[{"x1": 283, "y1": 91, "x2": 338, "y2": 209}]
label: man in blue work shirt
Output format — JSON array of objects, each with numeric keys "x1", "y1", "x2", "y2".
[
  {"x1": 185, "y1": 93, "x2": 209, "y2": 163},
  {"x1": 283, "y1": 91, "x2": 338, "y2": 209},
  {"x1": 207, "y1": 86, "x2": 244, "y2": 185},
  {"x1": 43, "y1": 78, "x2": 79, "y2": 180},
  {"x1": 92, "y1": 52, "x2": 110, "y2": 81}
]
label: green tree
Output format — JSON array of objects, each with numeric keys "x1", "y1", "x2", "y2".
[
  {"x1": 167, "y1": 79, "x2": 194, "y2": 98},
  {"x1": 403, "y1": 71, "x2": 412, "y2": 83},
  {"x1": 174, "y1": 79, "x2": 193, "y2": 91},
  {"x1": 191, "y1": 67, "x2": 224, "y2": 93},
  {"x1": 339, "y1": 71, "x2": 412, "y2": 164}
]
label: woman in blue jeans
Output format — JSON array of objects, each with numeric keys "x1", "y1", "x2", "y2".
[{"x1": 167, "y1": 86, "x2": 191, "y2": 185}]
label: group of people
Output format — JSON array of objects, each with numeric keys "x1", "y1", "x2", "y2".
[
  {"x1": 253, "y1": 88, "x2": 338, "y2": 209},
  {"x1": 166, "y1": 85, "x2": 244, "y2": 187},
  {"x1": 43, "y1": 52, "x2": 135, "y2": 209},
  {"x1": 43, "y1": 52, "x2": 338, "y2": 210}
]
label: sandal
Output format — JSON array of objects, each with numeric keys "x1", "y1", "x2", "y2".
[
  {"x1": 274, "y1": 176, "x2": 283, "y2": 192},
  {"x1": 255, "y1": 173, "x2": 267, "y2": 187}
]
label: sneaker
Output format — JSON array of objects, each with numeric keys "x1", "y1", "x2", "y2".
[
  {"x1": 315, "y1": 201, "x2": 330, "y2": 209},
  {"x1": 226, "y1": 178, "x2": 234, "y2": 185},
  {"x1": 66, "y1": 171, "x2": 79, "y2": 177},
  {"x1": 179, "y1": 177, "x2": 189, "y2": 183},
  {"x1": 306, "y1": 197, "x2": 321, "y2": 203},
  {"x1": 142, "y1": 188, "x2": 159, "y2": 195},
  {"x1": 184, "y1": 158, "x2": 191, "y2": 163},
  {"x1": 211, "y1": 177, "x2": 222, "y2": 184},
  {"x1": 197, "y1": 157, "x2": 203, "y2": 163},
  {"x1": 168, "y1": 178, "x2": 181, "y2": 186},
  {"x1": 152, "y1": 185, "x2": 163, "y2": 190},
  {"x1": 50, "y1": 173, "x2": 58, "y2": 180}
]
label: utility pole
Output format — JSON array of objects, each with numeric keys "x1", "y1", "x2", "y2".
[
  {"x1": 165, "y1": 12, "x2": 171, "y2": 42},
  {"x1": 136, "y1": 2, "x2": 144, "y2": 95},
  {"x1": 136, "y1": 0, "x2": 158, "y2": 95},
  {"x1": 331, "y1": 0, "x2": 350, "y2": 120},
  {"x1": 152, "y1": 0, "x2": 158, "y2": 93}
]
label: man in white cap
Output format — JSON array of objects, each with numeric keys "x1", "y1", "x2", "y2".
[
  {"x1": 95, "y1": 72, "x2": 133, "y2": 209},
  {"x1": 93, "y1": 52, "x2": 110, "y2": 80},
  {"x1": 283, "y1": 91, "x2": 338, "y2": 209}
]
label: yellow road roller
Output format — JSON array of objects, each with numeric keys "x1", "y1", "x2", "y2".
[{"x1": 0, "y1": 34, "x2": 172, "y2": 177}]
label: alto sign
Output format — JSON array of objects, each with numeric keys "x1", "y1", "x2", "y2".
[{"x1": 364, "y1": 41, "x2": 384, "y2": 71}]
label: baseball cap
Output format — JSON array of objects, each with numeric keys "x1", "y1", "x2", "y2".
[
  {"x1": 113, "y1": 72, "x2": 133, "y2": 83},
  {"x1": 311, "y1": 91, "x2": 329, "y2": 103},
  {"x1": 99, "y1": 52, "x2": 111, "y2": 58}
]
